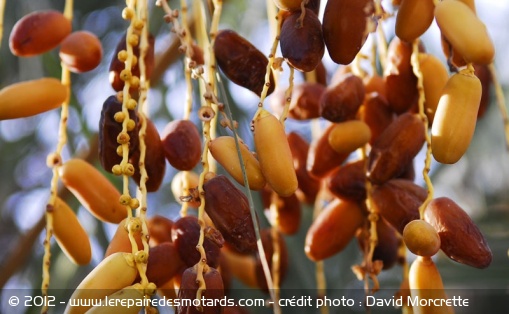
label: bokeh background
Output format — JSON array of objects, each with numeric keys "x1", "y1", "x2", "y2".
[{"x1": 1, "y1": 0, "x2": 508, "y2": 313}]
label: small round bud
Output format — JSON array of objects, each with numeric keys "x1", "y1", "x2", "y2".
[
  {"x1": 127, "y1": 217, "x2": 142, "y2": 232},
  {"x1": 117, "y1": 132, "x2": 130, "y2": 144},
  {"x1": 134, "y1": 250, "x2": 148, "y2": 264},
  {"x1": 131, "y1": 55, "x2": 138, "y2": 67},
  {"x1": 119, "y1": 194, "x2": 132, "y2": 205},
  {"x1": 120, "y1": 69, "x2": 132, "y2": 81},
  {"x1": 144, "y1": 283, "x2": 157, "y2": 296},
  {"x1": 130, "y1": 76, "x2": 140, "y2": 88},
  {"x1": 112, "y1": 164, "x2": 123, "y2": 176},
  {"x1": 118, "y1": 50, "x2": 128, "y2": 62},
  {"x1": 114, "y1": 111, "x2": 126, "y2": 123},
  {"x1": 126, "y1": 119, "x2": 136, "y2": 131},
  {"x1": 116, "y1": 145, "x2": 123, "y2": 157},
  {"x1": 46, "y1": 153, "x2": 62, "y2": 168},
  {"x1": 129, "y1": 198, "x2": 140, "y2": 209},
  {"x1": 128, "y1": 34, "x2": 139, "y2": 47},
  {"x1": 122, "y1": 8, "x2": 135, "y2": 20},
  {"x1": 123, "y1": 163, "x2": 135, "y2": 176},
  {"x1": 127, "y1": 99, "x2": 137, "y2": 110},
  {"x1": 133, "y1": 19, "x2": 144, "y2": 30}
]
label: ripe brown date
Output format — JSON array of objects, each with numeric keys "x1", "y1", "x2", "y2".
[
  {"x1": 178, "y1": 266, "x2": 224, "y2": 314},
  {"x1": 171, "y1": 216, "x2": 224, "y2": 268},
  {"x1": 425, "y1": 197, "x2": 492, "y2": 268},
  {"x1": 287, "y1": 132, "x2": 320, "y2": 203},
  {"x1": 357, "y1": 92, "x2": 394, "y2": 144},
  {"x1": 161, "y1": 119, "x2": 202, "y2": 171},
  {"x1": 367, "y1": 113, "x2": 425, "y2": 185},
  {"x1": 203, "y1": 175, "x2": 257, "y2": 254},
  {"x1": 371, "y1": 179, "x2": 426, "y2": 234},
  {"x1": 9, "y1": 10, "x2": 71, "y2": 57},
  {"x1": 326, "y1": 159, "x2": 366, "y2": 203},
  {"x1": 214, "y1": 29, "x2": 275, "y2": 96},
  {"x1": 59, "y1": 31, "x2": 103, "y2": 73},
  {"x1": 146, "y1": 242, "x2": 185, "y2": 286},
  {"x1": 307, "y1": 124, "x2": 350, "y2": 178},
  {"x1": 320, "y1": 73, "x2": 365, "y2": 122},
  {"x1": 322, "y1": 0, "x2": 375, "y2": 65},
  {"x1": 129, "y1": 116, "x2": 166, "y2": 192},
  {"x1": 98, "y1": 95, "x2": 139, "y2": 173},
  {"x1": 280, "y1": 9, "x2": 324, "y2": 72},
  {"x1": 271, "y1": 83, "x2": 325, "y2": 120}
]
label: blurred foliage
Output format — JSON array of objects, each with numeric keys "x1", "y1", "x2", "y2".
[{"x1": 1, "y1": 0, "x2": 509, "y2": 314}]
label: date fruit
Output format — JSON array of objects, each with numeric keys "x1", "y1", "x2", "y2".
[
  {"x1": 161, "y1": 119, "x2": 202, "y2": 171},
  {"x1": 59, "y1": 31, "x2": 103, "y2": 73}
]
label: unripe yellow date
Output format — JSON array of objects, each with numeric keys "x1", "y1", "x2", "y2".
[
  {"x1": 253, "y1": 109, "x2": 298, "y2": 197},
  {"x1": 52, "y1": 197, "x2": 92, "y2": 265},
  {"x1": 419, "y1": 53, "x2": 449, "y2": 124},
  {"x1": 435, "y1": 0, "x2": 494, "y2": 64},
  {"x1": 209, "y1": 136, "x2": 266, "y2": 190},
  {"x1": 65, "y1": 252, "x2": 138, "y2": 314},
  {"x1": 0, "y1": 78, "x2": 67, "y2": 120},
  {"x1": 395, "y1": 0, "x2": 435, "y2": 43},
  {"x1": 431, "y1": 71, "x2": 481, "y2": 164},
  {"x1": 59, "y1": 159, "x2": 127, "y2": 223},
  {"x1": 328, "y1": 120, "x2": 371, "y2": 154},
  {"x1": 409, "y1": 257, "x2": 452, "y2": 314}
]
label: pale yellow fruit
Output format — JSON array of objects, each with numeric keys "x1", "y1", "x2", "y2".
[
  {"x1": 431, "y1": 71, "x2": 481, "y2": 164},
  {"x1": 0, "y1": 78, "x2": 67, "y2": 120},
  {"x1": 253, "y1": 109, "x2": 298, "y2": 197},
  {"x1": 435, "y1": 0, "x2": 494, "y2": 64},
  {"x1": 65, "y1": 252, "x2": 138, "y2": 314},
  {"x1": 52, "y1": 197, "x2": 92, "y2": 265},
  {"x1": 409, "y1": 257, "x2": 453, "y2": 314},
  {"x1": 419, "y1": 53, "x2": 449, "y2": 124},
  {"x1": 403, "y1": 219, "x2": 441, "y2": 257},
  {"x1": 209, "y1": 136, "x2": 266, "y2": 190},
  {"x1": 328, "y1": 120, "x2": 371, "y2": 154}
]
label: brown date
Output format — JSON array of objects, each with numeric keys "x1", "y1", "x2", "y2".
[
  {"x1": 109, "y1": 32, "x2": 155, "y2": 92},
  {"x1": 367, "y1": 113, "x2": 425, "y2": 185},
  {"x1": 320, "y1": 73, "x2": 366, "y2": 122},
  {"x1": 371, "y1": 179, "x2": 426, "y2": 234},
  {"x1": 307, "y1": 124, "x2": 350, "y2": 178},
  {"x1": 280, "y1": 9, "x2": 324, "y2": 72},
  {"x1": 9, "y1": 10, "x2": 71, "y2": 57},
  {"x1": 59, "y1": 31, "x2": 103, "y2": 73},
  {"x1": 357, "y1": 218, "x2": 400, "y2": 270},
  {"x1": 146, "y1": 242, "x2": 185, "y2": 287},
  {"x1": 357, "y1": 92, "x2": 394, "y2": 144},
  {"x1": 326, "y1": 159, "x2": 366, "y2": 203},
  {"x1": 98, "y1": 95, "x2": 139, "y2": 173},
  {"x1": 425, "y1": 197, "x2": 492, "y2": 268},
  {"x1": 204, "y1": 175, "x2": 257, "y2": 254},
  {"x1": 322, "y1": 0, "x2": 375, "y2": 65},
  {"x1": 147, "y1": 215, "x2": 174, "y2": 246},
  {"x1": 214, "y1": 29, "x2": 275, "y2": 96},
  {"x1": 287, "y1": 132, "x2": 320, "y2": 203},
  {"x1": 177, "y1": 266, "x2": 224, "y2": 314},
  {"x1": 171, "y1": 216, "x2": 224, "y2": 268},
  {"x1": 271, "y1": 83, "x2": 325, "y2": 120},
  {"x1": 129, "y1": 116, "x2": 166, "y2": 192},
  {"x1": 261, "y1": 187, "x2": 301, "y2": 235},
  {"x1": 161, "y1": 119, "x2": 202, "y2": 171}
]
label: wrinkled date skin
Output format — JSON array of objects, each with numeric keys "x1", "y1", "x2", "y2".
[
  {"x1": 425, "y1": 197, "x2": 492, "y2": 268},
  {"x1": 326, "y1": 159, "x2": 366, "y2": 203},
  {"x1": 320, "y1": 73, "x2": 366, "y2": 122},
  {"x1": 109, "y1": 32, "x2": 155, "y2": 92},
  {"x1": 322, "y1": 0, "x2": 375, "y2": 65},
  {"x1": 145, "y1": 242, "x2": 185, "y2": 287},
  {"x1": 204, "y1": 175, "x2": 257, "y2": 254},
  {"x1": 98, "y1": 95, "x2": 139, "y2": 173},
  {"x1": 357, "y1": 218, "x2": 400, "y2": 270},
  {"x1": 129, "y1": 116, "x2": 166, "y2": 192},
  {"x1": 271, "y1": 83, "x2": 325, "y2": 120},
  {"x1": 161, "y1": 119, "x2": 202, "y2": 171},
  {"x1": 307, "y1": 124, "x2": 350, "y2": 178},
  {"x1": 371, "y1": 179, "x2": 426, "y2": 234},
  {"x1": 214, "y1": 29, "x2": 275, "y2": 96},
  {"x1": 280, "y1": 9, "x2": 325, "y2": 72},
  {"x1": 171, "y1": 216, "x2": 224, "y2": 268},
  {"x1": 178, "y1": 266, "x2": 224, "y2": 314},
  {"x1": 367, "y1": 113, "x2": 425, "y2": 185}
]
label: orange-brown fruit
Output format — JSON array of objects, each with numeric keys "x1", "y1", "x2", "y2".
[
  {"x1": 261, "y1": 187, "x2": 301, "y2": 235},
  {"x1": 104, "y1": 218, "x2": 143, "y2": 257},
  {"x1": 204, "y1": 175, "x2": 257, "y2": 253},
  {"x1": 59, "y1": 31, "x2": 103, "y2": 73},
  {"x1": 9, "y1": 10, "x2": 71, "y2": 56},
  {"x1": 425, "y1": 197, "x2": 492, "y2": 268},
  {"x1": 395, "y1": 0, "x2": 435, "y2": 43},
  {"x1": 322, "y1": 0, "x2": 375, "y2": 65},
  {"x1": 307, "y1": 124, "x2": 350, "y2": 178},
  {"x1": 270, "y1": 83, "x2": 325, "y2": 120},
  {"x1": 146, "y1": 242, "x2": 185, "y2": 287},
  {"x1": 255, "y1": 229, "x2": 289, "y2": 291},
  {"x1": 161, "y1": 119, "x2": 202, "y2": 171},
  {"x1": 320, "y1": 73, "x2": 366, "y2": 122},
  {"x1": 287, "y1": 132, "x2": 320, "y2": 203},
  {"x1": 305, "y1": 199, "x2": 365, "y2": 261},
  {"x1": 147, "y1": 215, "x2": 174, "y2": 246},
  {"x1": 358, "y1": 92, "x2": 394, "y2": 144},
  {"x1": 326, "y1": 159, "x2": 366, "y2": 202},
  {"x1": 371, "y1": 179, "x2": 426, "y2": 234},
  {"x1": 367, "y1": 113, "x2": 425, "y2": 185},
  {"x1": 383, "y1": 37, "x2": 421, "y2": 114},
  {"x1": 419, "y1": 53, "x2": 450, "y2": 123},
  {"x1": 357, "y1": 218, "x2": 400, "y2": 270}
]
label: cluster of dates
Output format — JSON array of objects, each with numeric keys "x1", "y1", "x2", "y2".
[{"x1": 0, "y1": 0, "x2": 501, "y2": 314}]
